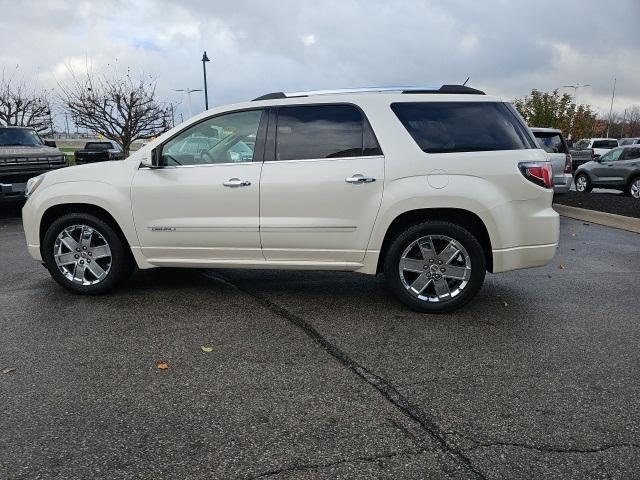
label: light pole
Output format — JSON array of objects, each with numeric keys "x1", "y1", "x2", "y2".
[
  {"x1": 606, "y1": 78, "x2": 616, "y2": 138},
  {"x1": 562, "y1": 83, "x2": 591, "y2": 105},
  {"x1": 175, "y1": 88, "x2": 202, "y2": 118},
  {"x1": 201, "y1": 51, "x2": 210, "y2": 110}
]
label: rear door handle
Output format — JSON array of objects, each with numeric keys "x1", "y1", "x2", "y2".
[
  {"x1": 345, "y1": 174, "x2": 376, "y2": 184},
  {"x1": 223, "y1": 178, "x2": 251, "y2": 188}
]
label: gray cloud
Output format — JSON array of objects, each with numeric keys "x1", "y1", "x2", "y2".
[{"x1": 1, "y1": 0, "x2": 638, "y2": 125}]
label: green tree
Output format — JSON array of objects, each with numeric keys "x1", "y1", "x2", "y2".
[{"x1": 513, "y1": 89, "x2": 597, "y2": 140}]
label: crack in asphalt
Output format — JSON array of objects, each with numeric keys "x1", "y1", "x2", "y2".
[
  {"x1": 245, "y1": 448, "x2": 427, "y2": 479},
  {"x1": 444, "y1": 429, "x2": 640, "y2": 455},
  {"x1": 203, "y1": 271, "x2": 487, "y2": 480}
]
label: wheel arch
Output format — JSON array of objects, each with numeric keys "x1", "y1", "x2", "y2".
[
  {"x1": 375, "y1": 208, "x2": 493, "y2": 274},
  {"x1": 39, "y1": 203, "x2": 133, "y2": 260}
]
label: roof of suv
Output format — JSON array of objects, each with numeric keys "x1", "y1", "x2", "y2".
[
  {"x1": 0, "y1": 125, "x2": 32, "y2": 130},
  {"x1": 252, "y1": 84, "x2": 485, "y2": 101},
  {"x1": 530, "y1": 127, "x2": 562, "y2": 134}
]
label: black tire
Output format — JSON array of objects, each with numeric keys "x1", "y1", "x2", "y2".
[
  {"x1": 383, "y1": 221, "x2": 486, "y2": 313},
  {"x1": 42, "y1": 213, "x2": 133, "y2": 294},
  {"x1": 575, "y1": 173, "x2": 592, "y2": 193},
  {"x1": 626, "y1": 176, "x2": 640, "y2": 199}
]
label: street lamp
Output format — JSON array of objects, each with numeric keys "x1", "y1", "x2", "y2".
[
  {"x1": 562, "y1": 83, "x2": 591, "y2": 105},
  {"x1": 201, "y1": 51, "x2": 210, "y2": 110},
  {"x1": 175, "y1": 88, "x2": 202, "y2": 118}
]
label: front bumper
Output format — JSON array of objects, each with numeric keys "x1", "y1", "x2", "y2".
[{"x1": 0, "y1": 182, "x2": 26, "y2": 197}]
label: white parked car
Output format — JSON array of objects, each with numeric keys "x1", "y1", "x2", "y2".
[
  {"x1": 22, "y1": 85, "x2": 559, "y2": 313},
  {"x1": 573, "y1": 138, "x2": 619, "y2": 159}
]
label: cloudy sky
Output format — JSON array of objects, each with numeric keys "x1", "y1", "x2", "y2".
[{"x1": 1, "y1": 0, "x2": 638, "y2": 126}]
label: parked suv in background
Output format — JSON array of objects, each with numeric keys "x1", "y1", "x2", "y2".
[
  {"x1": 0, "y1": 126, "x2": 68, "y2": 198},
  {"x1": 22, "y1": 85, "x2": 559, "y2": 312},
  {"x1": 574, "y1": 145, "x2": 640, "y2": 198},
  {"x1": 619, "y1": 138, "x2": 640, "y2": 146},
  {"x1": 74, "y1": 141, "x2": 124, "y2": 164},
  {"x1": 530, "y1": 127, "x2": 572, "y2": 194}
]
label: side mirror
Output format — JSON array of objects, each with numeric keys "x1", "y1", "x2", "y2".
[
  {"x1": 141, "y1": 147, "x2": 162, "y2": 168},
  {"x1": 44, "y1": 140, "x2": 57, "y2": 148}
]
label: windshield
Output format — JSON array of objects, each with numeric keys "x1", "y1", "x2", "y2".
[{"x1": 0, "y1": 128, "x2": 43, "y2": 147}]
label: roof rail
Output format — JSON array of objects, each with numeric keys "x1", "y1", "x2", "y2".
[{"x1": 252, "y1": 85, "x2": 485, "y2": 101}]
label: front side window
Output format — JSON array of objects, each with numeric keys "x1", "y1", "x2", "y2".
[
  {"x1": 161, "y1": 109, "x2": 264, "y2": 166},
  {"x1": 391, "y1": 102, "x2": 536, "y2": 153},
  {"x1": 600, "y1": 148, "x2": 624, "y2": 162},
  {"x1": 275, "y1": 104, "x2": 380, "y2": 161},
  {"x1": 534, "y1": 132, "x2": 568, "y2": 154}
]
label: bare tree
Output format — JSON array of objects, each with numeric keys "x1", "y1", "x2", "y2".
[
  {"x1": 60, "y1": 69, "x2": 172, "y2": 155},
  {"x1": 0, "y1": 71, "x2": 53, "y2": 134}
]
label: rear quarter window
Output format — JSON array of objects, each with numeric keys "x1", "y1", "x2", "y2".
[{"x1": 390, "y1": 102, "x2": 536, "y2": 153}]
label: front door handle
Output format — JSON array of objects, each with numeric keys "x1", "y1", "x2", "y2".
[
  {"x1": 345, "y1": 174, "x2": 376, "y2": 184},
  {"x1": 223, "y1": 178, "x2": 251, "y2": 188}
]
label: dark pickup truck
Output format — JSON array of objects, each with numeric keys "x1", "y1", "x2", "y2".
[
  {"x1": 0, "y1": 126, "x2": 68, "y2": 198},
  {"x1": 75, "y1": 141, "x2": 124, "y2": 164}
]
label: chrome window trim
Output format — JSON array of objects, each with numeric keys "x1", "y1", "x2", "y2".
[{"x1": 263, "y1": 154, "x2": 384, "y2": 165}]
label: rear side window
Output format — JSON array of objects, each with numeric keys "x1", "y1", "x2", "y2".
[
  {"x1": 622, "y1": 147, "x2": 640, "y2": 160},
  {"x1": 593, "y1": 140, "x2": 619, "y2": 149},
  {"x1": 391, "y1": 102, "x2": 536, "y2": 153},
  {"x1": 533, "y1": 131, "x2": 568, "y2": 154},
  {"x1": 275, "y1": 104, "x2": 381, "y2": 160}
]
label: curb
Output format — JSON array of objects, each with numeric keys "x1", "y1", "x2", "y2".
[{"x1": 553, "y1": 204, "x2": 640, "y2": 234}]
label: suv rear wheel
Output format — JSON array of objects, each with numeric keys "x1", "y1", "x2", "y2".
[
  {"x1": 383, "y1": 221, "x2": 486, "y2": 313},
  {"x1": 43, "y1": 213, "x2": 133, "y2": 294}
]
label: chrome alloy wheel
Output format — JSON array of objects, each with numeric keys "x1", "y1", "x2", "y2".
[
  {"x1": 576, "y1": 175, "x2": 588, "y2": 192},
  {"x1": 631, "y1": 179, "x2": 640, "y2": 199},
  {"x1": 399, "y1": 235, "x2": 471, "y2": 303},
  {"x1": 53, "y1": 225, "x2": 112, "y2": 285}
]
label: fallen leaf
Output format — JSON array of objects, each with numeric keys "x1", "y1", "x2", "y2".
[
  {"x1": 502, "y1": 300, "x2": 508, "y2": 307},
  {"x1": 571, "y1": 233, "x2": 576, "y2": 237},
  {"x1": 156, "y1": 362, "x2": 170, "y2": 370},
  {"x1": 559, "y1": 264, "x2": 565, "y2": 270},
  {"x1": 570, "y1": 248, "x2": 576, "y2": 251},
  {"x1": 200, "y1": 346, "x2": 213, "y2": 353},
  {"x1": 2, "y1": 367, "x2": 16, "y2": 374}
]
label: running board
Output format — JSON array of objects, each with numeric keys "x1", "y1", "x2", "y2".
[{"x1": 146, "y1": 258, "x2": 365, "y2": 271}]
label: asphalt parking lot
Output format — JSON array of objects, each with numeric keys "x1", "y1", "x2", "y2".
[{"x1": 1, "y1": 204, "x2": 639, "y2": 479}]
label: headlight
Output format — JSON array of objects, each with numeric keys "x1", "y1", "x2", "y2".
[{"x1": 25, "y1": 174, "x2": 45, "y2": 198}]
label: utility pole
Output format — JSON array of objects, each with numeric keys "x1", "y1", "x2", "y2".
[
  {"x1": 201, "y1": 51, "x2": 211, "y2": 110},
  {"x1": 606, "y1": 78, "x2": 616, "y2": 138},
  {"x1": 63, "y1": 112, "x2": 70, "y2": 139},
  {"x1": 175, "y1": 88, "x2": 202, "y2": 118}
]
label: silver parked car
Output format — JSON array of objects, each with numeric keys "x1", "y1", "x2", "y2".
[
  {"x1": 574, "y1": 145, "x2": 640, "y2": 198},
  {"x1": 530, "y1": 127, "x2": 573, "y2": 194}
]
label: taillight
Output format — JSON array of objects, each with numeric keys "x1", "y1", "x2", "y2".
[
  {"x1": 518, "y1": 162, "x2": 553, "y2": 189},
  {"x1": 564, "y1": 153, "x2": 572, "y2": 173}
]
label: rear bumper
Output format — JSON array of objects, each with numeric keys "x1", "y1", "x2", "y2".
[
  {"x1": 0, "y1": 182, "x2": 26, "y2": 197},
  {"x1": 553, "y1": 174, "x2": 573, "y2": 194},
  {"x1": 492, "y1": 242, "x2": 558, "y2": 273}
]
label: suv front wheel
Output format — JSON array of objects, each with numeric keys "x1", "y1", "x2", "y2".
[
  {"x1": 43, "y1": 213, "x2": 133, "y2": 294},
  {"x1": 383, "y1": 221, "x2": 486, "y2": 313}
]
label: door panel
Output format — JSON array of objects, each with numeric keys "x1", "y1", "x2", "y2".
[
  {"x1": 131, "y1": 163, "x2": 263, "y2": 260},
  {"x1": 130, "y1": 108, "x2": 266, "y2": 262},
  {"x1": 260, "y1": 157, "x2": 384, "y2": 262}
]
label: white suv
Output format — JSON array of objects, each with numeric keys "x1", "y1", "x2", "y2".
[{"x1": 22, "y1": 85, "x2": 559, "y2": 313}]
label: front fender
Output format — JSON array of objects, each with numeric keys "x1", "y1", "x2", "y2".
[{"x1": 23, "y1": 180, "x2": 139, "y2": 254}]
